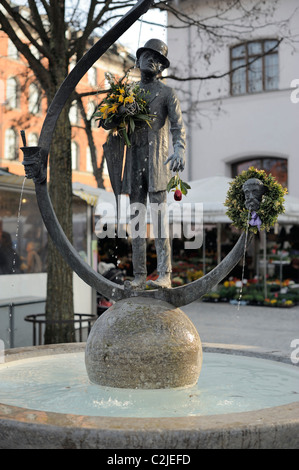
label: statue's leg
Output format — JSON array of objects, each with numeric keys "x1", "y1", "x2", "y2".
[
  {"x1": 147, "y1": 191, "x2": 171, "y2": 289},
  {"x1": 129, "y1": 184, "x2": 148, "y2": 289}
]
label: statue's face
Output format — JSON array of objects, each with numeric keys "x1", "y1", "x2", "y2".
[
  {"x1": 138, "y1": 50, "x2": 163, "y2": 76},
  {"x1": 243, "y1": 179, "x2": 265, "y2": 212}
]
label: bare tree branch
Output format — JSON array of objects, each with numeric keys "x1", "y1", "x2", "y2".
[
  {"x1": 166, "y1": 38, "x2": 283, "y2": 82},
  {"x1": 0, "y1": 8, "x2": 51, "y2": 91}
]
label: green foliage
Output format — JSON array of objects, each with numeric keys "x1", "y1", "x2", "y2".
[{"x1": 224, "y1": 167, "x2": 287, "y2": 233}]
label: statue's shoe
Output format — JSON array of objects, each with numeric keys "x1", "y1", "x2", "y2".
[
  {"x1": 126, "y1": 274, "x2": 147, "y2": 290},
  {"x1": 147, "y1": 274, "x2": 171, "y2": 289}
]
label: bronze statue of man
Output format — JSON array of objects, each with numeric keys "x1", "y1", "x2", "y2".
[
  {"x1": 242, "y1": 177, "x2": 266, "y2": 231},
  {"x1": 101, "y1": 39, "x2": 186, "y2": 290},
  {"x1": 242, "y1": 178, "x2": 265, "y2": 212}
]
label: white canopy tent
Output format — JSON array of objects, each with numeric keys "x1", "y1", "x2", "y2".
[
  {"x1": 166, "y1": 176, "x2": 232, "y2": 224},
  {"x1": 93, "y1": 175, "x2": 299, "y2": 226},
  {"x1": 94, "y1": 176, "x2": 233, "y2": 224},
  {"x1": 2, "y1": 172, "x2": 297, "y2": 284},
  {"x1": 167, "y1": 176, "x2": 299, "y2": 225},
  {"x1": 0, "y1": 174, "x2": 297, "y2": 225}
]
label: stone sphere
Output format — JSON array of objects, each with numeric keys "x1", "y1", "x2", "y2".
[{"x1": 85, "y1": 296, "x2": 202, "y2": 389}]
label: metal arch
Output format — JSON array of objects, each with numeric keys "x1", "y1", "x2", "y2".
[{"x1": 32, "y1": 0, "x2": 250, "y2": 307}]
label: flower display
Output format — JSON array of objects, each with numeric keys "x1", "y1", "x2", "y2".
[
  {"x1": 94, "y1": 72, "x2": 154, "y2": 147},
  {"x1": 203, "y1": 277, "x2": 298, "y2": 307},
  {"x1": 167, "y1": 172, "x2": 190, "y2": 200},
  {"x1": 224, "y1": 167, "x2": 287, "y2": 233}
]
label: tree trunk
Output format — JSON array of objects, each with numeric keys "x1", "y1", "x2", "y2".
[{"x1": 44, "y1": 103, "x2": 75, "y2": 344}]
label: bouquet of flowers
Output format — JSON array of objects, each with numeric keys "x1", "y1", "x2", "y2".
[{"x1": 94, "y1": 72, "x2": 153, "y2": 147}]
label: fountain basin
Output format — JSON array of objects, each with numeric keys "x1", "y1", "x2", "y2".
[{"x1": 0, "y1": 343, "x2": 298, "y2": 449}]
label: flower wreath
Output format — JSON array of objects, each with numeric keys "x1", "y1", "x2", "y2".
[{"x1": 224, "y1": 167, "x2": 287, "y2": 233}]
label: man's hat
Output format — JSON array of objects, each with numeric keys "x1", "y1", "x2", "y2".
[{"x1": 136, "y1": 38, "x2": 170, "y2": 69}]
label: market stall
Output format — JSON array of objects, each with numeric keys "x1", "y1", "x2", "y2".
[{"x1": 93, "y1": 175, "x2": 299, "y2": 290}]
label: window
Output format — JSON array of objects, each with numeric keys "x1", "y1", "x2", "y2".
[
  {"x1": 86, "y1": 100, "x2": 97, "y2": 128},
  {"x1": 28, "y1": 83, "x2": 41, "y2": 114},
  {"x1": 230, "y1": 40, "x2": 279, "y2": 95},
  {"x1": 69, "y1": 101, "x2": 80, "y2": 125},
  {"x1": 88, "y1": 67, "x2": 97, "y2": 87},
  {"x1": 71, "y1": 141, "x2": 79, "y2": 170},
  {"x1": 6, "y1": 77, "x2": 19, "y2": 109},
  {"x1": 232, "y1": 157, "x2": 287, "y2": 187},
  {"x1": 7, "y1": 39, "x2": 19, "y2": 60},
  {"x1": 86, "y1": 147, "x2": 93, "y2": 173},
  {"x1": 0, "y1": 189, "x2": 87, "y2": 275},
  {"x1": 28, "y1": 133, "x2": 39, "y2": 147},
  {"x1": 4, "y1": 128, "x2": 18, "y2": 160},
  {"x1": 29, "y1": 44, "x2": 40, "y2": 60},
  {"x1": 0, "y1": 189, "x2": 47, "y2": 274}
]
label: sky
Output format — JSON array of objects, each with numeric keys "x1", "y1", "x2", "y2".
[
  {"x1": 2, "y1": 1, "x2": 167, "y2": 58},
  {"x1": 116, "y1": 8, "x2": 167, "y2": 55}
]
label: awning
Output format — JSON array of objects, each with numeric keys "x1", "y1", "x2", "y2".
[
  {"x1": 0, "y1": 170, "x2": 35, "y2": 191},
  {"x1": 72, "y1": 182, "x2": 108, "y2": 207},
  {"x1": 0, "y1": 173, "x2": 111, "y2": 207}
]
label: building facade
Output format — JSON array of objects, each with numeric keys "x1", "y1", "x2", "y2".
[
  {"x1": 167, "y1": 0, "x2": 299, "y2": 198},
  {"x1": 0, "y1": 29, "x2": 135, "y2": 337},
  {"x1": 0, "y1": 31, "x2": 135, "y2": 188}
]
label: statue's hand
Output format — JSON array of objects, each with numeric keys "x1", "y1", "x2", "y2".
[{"x1": 164, "y1": 147, "x2": 185, "y2": 172}]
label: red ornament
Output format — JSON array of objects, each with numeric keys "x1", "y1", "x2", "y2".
[{"x1": 174, "y1": 189, "x2": 182, "y2": 201}]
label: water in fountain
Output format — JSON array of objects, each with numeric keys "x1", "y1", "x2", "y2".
[{"x1": 0, "y1": 351, "x2": 298, "y2": 418}]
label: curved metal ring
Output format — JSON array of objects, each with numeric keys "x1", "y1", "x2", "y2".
[{"x1": 32, "y1": 0, "x2": 249, "y2": 307}]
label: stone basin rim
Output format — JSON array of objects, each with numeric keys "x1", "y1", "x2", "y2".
[{"x1": 1, "y1": 343, "x2": 298, "y2": 443}]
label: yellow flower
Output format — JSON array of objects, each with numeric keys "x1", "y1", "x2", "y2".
[
  {"x1": 100, "y1": 104, "x2": 109, "y2": 112},
  {"x1": 124, "y1": 95, "x2": 134, "y2": 104},
  {"x1": 99, "y1": 104, "x2": 110, "y2": 119},
  {"x1": 118, "y1": 87, "x2": 125, "y2": 95},
  {"x1": 118, "y1": 95, "x2": 124, "y2": 103},
  {"x1": 108, "y1": 103, "x2": 119, "y2": 114}
]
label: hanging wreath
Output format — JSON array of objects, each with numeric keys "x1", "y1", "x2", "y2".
[{"x1": 224, "y1": 167, "x2": 287, "y2": 233}]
